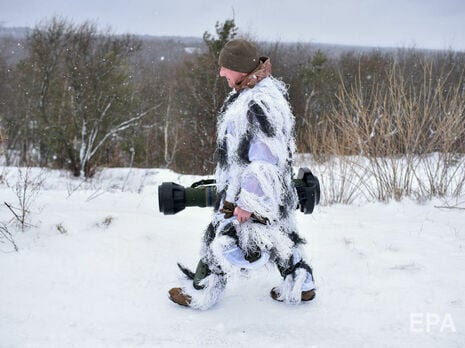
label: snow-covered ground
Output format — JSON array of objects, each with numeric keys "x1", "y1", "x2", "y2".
[{"x1": 0, "y1": 167, "x2": 464, "y2": 348}]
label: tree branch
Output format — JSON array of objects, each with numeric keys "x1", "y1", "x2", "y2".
[{"x1": 89, "y1": 104, "x2": 161, "y2": 159}]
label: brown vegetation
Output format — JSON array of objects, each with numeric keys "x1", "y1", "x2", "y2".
[{"x1": 1, "y1": 18, "x2": 464, "y2": 202}]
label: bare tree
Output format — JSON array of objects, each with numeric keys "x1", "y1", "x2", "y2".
[
  {"x1": 0, "y1": 222, "x2": 18, "y2": 252},
  {"x1": 15, "y1": 18, "x2": 153, "y2": 176},
  {"x1": 176, "y1": 19, "x2": 238, "y2": 174},
  {"x1": 4, "y1": 167, "x2": 46, "y2": 231}
]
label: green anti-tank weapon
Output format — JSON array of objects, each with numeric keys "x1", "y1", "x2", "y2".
[{"x1": 158, "y1": 167, "x2": 320, "y2": 215}]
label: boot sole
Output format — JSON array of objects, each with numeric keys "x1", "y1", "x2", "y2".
[
  {"x1": 270, "y1": 288, "x2": 316, "y2": 302},
  {"x1": 169, "y1": 296, "x2": 190, "y2": 307},
  {"x1": 168, "y1": 288, "x2": 192, "y2": 307}
]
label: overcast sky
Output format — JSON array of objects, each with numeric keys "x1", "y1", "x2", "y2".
[{"x1": 1, "y1": 0, "x2": 464, "y2": 51}]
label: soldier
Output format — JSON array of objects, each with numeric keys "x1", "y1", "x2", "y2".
[{"x1": 169, "y1": 39, "x2": 315, "y2": 309}]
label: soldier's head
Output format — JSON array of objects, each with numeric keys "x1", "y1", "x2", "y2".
[{"x1": 218, "y1": 39, "x2": 259, "y2": 88}]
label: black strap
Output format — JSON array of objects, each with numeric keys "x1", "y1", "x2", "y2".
[{"x1": 191, "y1": 179, "x2": 216, "y2": 188}]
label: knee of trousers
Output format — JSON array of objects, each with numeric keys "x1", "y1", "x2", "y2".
[
  {"x1": 206, "y1": 234, "x2": 238, "y2": 273},
  {"x1": 277, "y1": 248, "x2": 314, "y2": 279}
]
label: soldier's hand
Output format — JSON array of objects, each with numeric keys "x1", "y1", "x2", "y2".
[{"x1": 234, "y1": 206, "x2": 252, "y2": 223}]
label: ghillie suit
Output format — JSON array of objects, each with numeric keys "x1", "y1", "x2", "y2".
[{"x1": 170, "y1": 59, "x2": 315, "y2": 310}]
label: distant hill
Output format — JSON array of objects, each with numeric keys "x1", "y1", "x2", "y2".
[
  {"x1": 0, "y1": 26, "x2": 208, "y2": 66},
  {"x1": 0, "y1": 27, "x2": 29, "y2": 64},
  {"x1": 0, "y1": 26, "x2": 30, "y2": 39},
  {"x1": 0, "y1": 25, "x2": 441, "y2": 68}
]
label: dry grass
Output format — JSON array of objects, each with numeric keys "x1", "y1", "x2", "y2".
[{"x1": 302, "y1": 58, "x2": 465, "y2": 204}]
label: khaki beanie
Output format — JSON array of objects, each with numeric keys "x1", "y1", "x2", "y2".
[{"x1": 218, "y1": 39, "x2": 260, "y2": 73}]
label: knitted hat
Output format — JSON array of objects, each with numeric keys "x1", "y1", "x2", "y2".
[{"x1": 218, "y1": 39, "x2": 260, "y2": 73}]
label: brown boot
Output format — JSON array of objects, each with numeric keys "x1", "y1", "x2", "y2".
[
  {"x1": 168, "y1": 288, "x2": 192, "y2": 307},
  {"x1": 301, "y1": 289, "x2": 316, "y2": 301},
  {"x1": 270, "y1": 287, "x2": 316, "y2": 302}
]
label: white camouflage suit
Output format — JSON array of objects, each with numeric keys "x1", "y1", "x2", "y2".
[{"x1": 179, "y1": 68, "x2": 315, "y2": 309}]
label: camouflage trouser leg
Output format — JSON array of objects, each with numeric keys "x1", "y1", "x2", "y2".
[
  {"x1": 180, "y1": 221, "x2": 231, "y2": 310},
  {"x1": 273, "y1": 233, "x2": 315, "y2": 303}
]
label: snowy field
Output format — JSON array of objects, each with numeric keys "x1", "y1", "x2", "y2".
[{"x1": 0, "y1": 167, "x2": 464, "y2": 348}]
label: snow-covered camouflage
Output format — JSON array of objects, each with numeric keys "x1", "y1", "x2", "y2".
[{"x1": 178, "y1": 66, "x2": 315, "y2": 309}]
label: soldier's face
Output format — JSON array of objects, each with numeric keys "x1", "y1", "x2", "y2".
[{"x1": 219, "y1": 67, "x2": 247, "y2": 88}]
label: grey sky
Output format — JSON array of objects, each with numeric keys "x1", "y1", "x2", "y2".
[{"x1": 1, "y1": 0, "x2": 464, "y2": 50}]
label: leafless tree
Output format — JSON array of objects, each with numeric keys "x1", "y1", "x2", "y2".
[{"x1": 4, "y1": 167, "x2": 46, "y2": 231}]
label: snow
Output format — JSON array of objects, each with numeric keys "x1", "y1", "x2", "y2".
[{"x1": 0, "y1": 167, "x2": 464, "y2": 347}]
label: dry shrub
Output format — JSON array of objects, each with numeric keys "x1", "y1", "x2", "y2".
[{"x1": 308, "y1": 57, "x2": 465, "y2": 203}]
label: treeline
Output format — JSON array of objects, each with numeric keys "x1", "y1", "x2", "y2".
[{"x1": 1, "y1": 18, "x2": 464, "y2": 179}]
